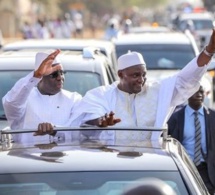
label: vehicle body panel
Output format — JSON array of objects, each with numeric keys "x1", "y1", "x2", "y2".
[
  {"x1": 0, "y1": 128, "x2": 209, "y2": 195},
  {"x1": 1, "y1": 39, "x2": 118, "y2": 72}
]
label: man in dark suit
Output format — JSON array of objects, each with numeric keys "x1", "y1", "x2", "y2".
[{"x1": 167, "y1": 85, "x2": 215, "y2": 194}]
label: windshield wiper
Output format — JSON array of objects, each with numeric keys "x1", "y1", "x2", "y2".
[{"x1": 0, "y1": 114, "x2": 7, "y2": 120}]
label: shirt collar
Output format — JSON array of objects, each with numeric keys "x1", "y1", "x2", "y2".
[
  {"x1": 186, "y1": 105, "x2": 204, "y2": 116},
  {"x1": 115, "y1": 81, "x2": 148, "y2": 96}
]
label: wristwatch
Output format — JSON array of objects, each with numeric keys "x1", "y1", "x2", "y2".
[{"x1": 203, "y1": 46, "x2": 215, "y2": 57}]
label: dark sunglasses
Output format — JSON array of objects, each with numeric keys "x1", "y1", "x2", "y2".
[{"x1": 48, "y1": 70, "x2": 66, "y2": 78}]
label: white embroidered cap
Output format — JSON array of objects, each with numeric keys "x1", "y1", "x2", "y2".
[
  {"x1": 34, "y1": 51, "x2": 61, "y2": 70},
  {"x1": 118, "y1": 51, "x2": 146, "y2": 70}
]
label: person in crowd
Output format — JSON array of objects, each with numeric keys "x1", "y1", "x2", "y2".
[
  {"x1": 73, "y1": 12, "x2": 84, "y2": 38},
  {"x1": 73, "y1": 29, "x2": 215, "y2": 140},
  {"x1": 49, "y1": 16, "x2": 75, "y2": 39},
  {"x1": 62, "y1": 13, "x2": 75, "y2": 38},
  {"x1": 2, "y1": 49, "x2": 82, "y2": 142},
  {"x1": 21, "y1": 21, "x2": 34, "y2": 39},
  {"x1": 167, "y1": 85, "x2": 215, "y2": 194},
  {"x1": 34, "y1": 19, "x2": 51, "y2": 39},
  {"x1": 104, "y1": 18, "x2": 121, "y2": 41},
  {"x1": 122, "y1": 19, "x2": 132, "y2": 34}
]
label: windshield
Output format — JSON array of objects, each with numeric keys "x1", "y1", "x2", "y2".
[
  {"x1": 0, "y1": 71, "x2": 101, "y2": 117},
  {"x1": 63, "y1": 71, "x2": 101, "y2": 95},
  {"x1": 0, "y1": 171, "x2": 188, "y2": 195},
  {"x1": 115, "y1": 44, "x2": 196, "y2": 70},
  {"x1": 180, "y1": 19, "x2": 213, "y2": 30}
]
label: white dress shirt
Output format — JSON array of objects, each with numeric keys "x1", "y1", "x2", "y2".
[{"x1": 2, "y1": 71, "x2": 82, "y2": 142}]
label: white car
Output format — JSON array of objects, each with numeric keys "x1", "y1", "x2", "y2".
[
  {"x1": 1, "y1": 38, "x2": 118, "y2": 73},
  {"x1": 177, "y1": 11, "x2": 215, "y2": 49},
  {"x1": 113, "y1": 31, "x2": 213, "y2": 107},
  {"x1": 0, "y1": 48, "x2": 116, "y2": 130}
]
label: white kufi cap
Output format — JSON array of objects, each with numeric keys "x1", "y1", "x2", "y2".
[
  {"x1": 118, "y1": 51, "x2": 146, "y2": 70},
  {"x1": 34, "y1": 51, "x2": 61, "y2": 70}
]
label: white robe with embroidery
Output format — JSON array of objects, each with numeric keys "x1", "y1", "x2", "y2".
[
  {"x1": 2, "y1": 72, "x2": 82, "y2": 142},
  {"x1": 73, "y1": 56, "x2": 208, "y2": 140}
]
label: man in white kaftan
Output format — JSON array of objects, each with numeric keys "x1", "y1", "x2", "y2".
[
  {"x1": 2, "y1": 50, "x2": 82, "y2": 143},
  {"x1": 73, "y1": 29, "x2": 215, "y2": 141}
]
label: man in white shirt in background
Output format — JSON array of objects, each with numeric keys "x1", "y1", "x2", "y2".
[{"x1": 2, "y1": 49, "x2": 82, "y2": 142}]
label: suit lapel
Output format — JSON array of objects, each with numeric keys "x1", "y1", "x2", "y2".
[
  {"x1": 178, "y1": 107, "x2": 186, "y2": 142},
  {"x1": 203, "y1": 107, "x2": 210, "y2": 153}
]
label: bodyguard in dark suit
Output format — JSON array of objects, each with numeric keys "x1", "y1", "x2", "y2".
[{"x1": 168, "y1": 86, "x2": 215, "y2": 195}]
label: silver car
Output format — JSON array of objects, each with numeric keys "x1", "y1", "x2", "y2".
[{"x1": 0, "y1": 127, "x2": 209, "y2": 195}]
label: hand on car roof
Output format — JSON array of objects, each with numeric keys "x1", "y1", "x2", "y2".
[{"x1": 34, "y1": 122, "x2": 56, "y2": 136}]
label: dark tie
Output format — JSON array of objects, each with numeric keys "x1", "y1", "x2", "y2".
[{"x1": 193, "y1": 111, "x2": 202, "y2": 166}]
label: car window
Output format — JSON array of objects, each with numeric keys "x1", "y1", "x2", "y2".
[
  {"x1": 115, "y1": 44, "x2": 196, "y2": 69},
  {"x1": 64, "y1": 71, "x2": 101, "y2": 95},
  {"x1": 110, "y1": 50, "x2": 118, "y2": 72},
  {"x1": 98, "y1": 49, "x2": 118, "y2": 72},
  {"x1": 0, "y1": 171, "x2": 188, "y2": 195},
  {"x1": 0, "y1": 71, "x2": 101, "y2": 117},
  {"x1": 179, "y1": 19, "x2": 213, "y2": 31},
  {"x1": 104, "y1": 62, "x2": 117, "y2": 83},
  {"x1": 0, "y1": 71, "x2": 29, "y2": 116}
]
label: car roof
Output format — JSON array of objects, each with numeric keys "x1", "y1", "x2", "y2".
[
  {"x1": 1, "y1": 39, "x2": 118, "y2": 72},
  {"x1": 129, "y1": 26, "x2": 172, "y2": 34},
  {"x1": 114, "y1": 32, "x2": 193, "y2": 45},
  {"x1": 0, "y1": 49, "x2": 108, "y2": 72},
  {"x1": 0, "y1": 128, "x2": 178, "y2": 173},
  {"x1": 179, "y1": 12, "x2": 214, "y2": 20},
  {"x1": 2, "y1": 38, "x2": 115, "y2": 54}
]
